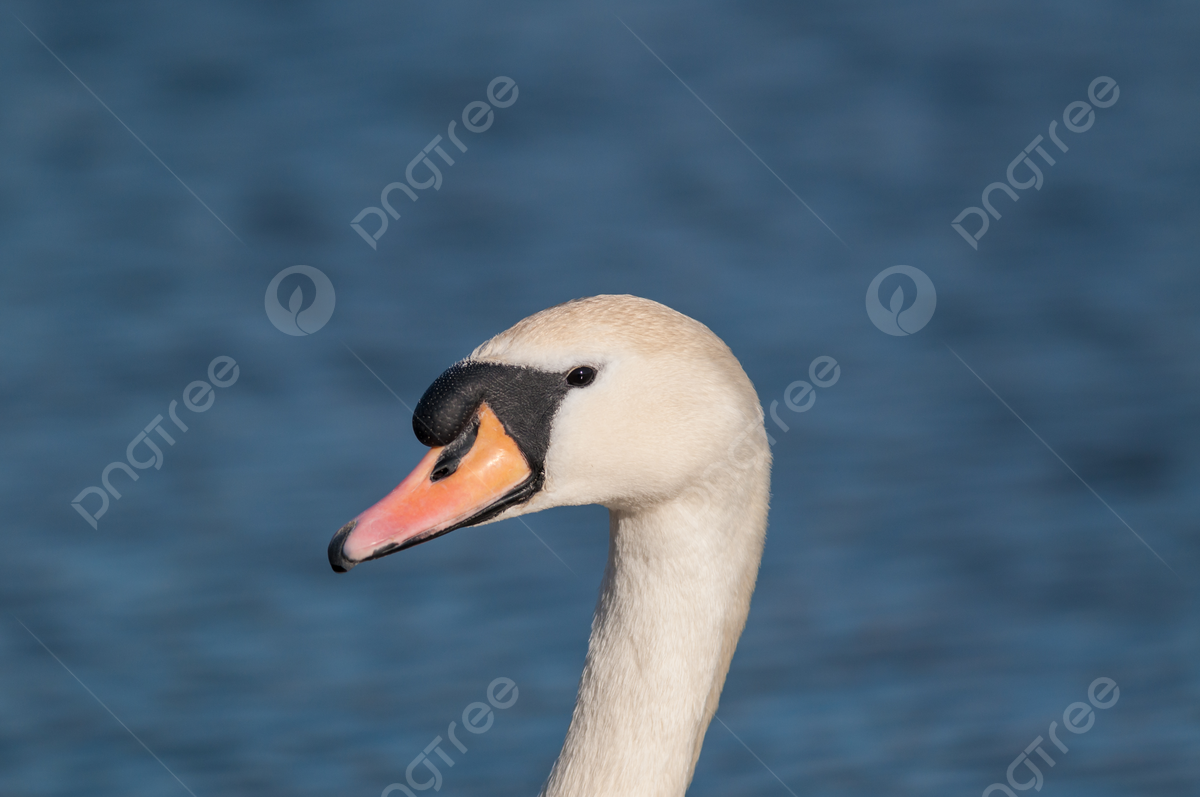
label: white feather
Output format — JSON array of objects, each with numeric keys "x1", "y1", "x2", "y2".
[{"x1": 472, "y1": 295, "x2": 771, "y2": 796}]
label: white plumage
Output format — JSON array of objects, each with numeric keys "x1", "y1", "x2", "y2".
[{"x1": 468, "y1": 296, "x2": 772, "y2": 796}]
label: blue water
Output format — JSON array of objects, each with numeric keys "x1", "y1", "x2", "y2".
[{"x1": 2, "y1": 2, "x2": 1198, "y2": 795}]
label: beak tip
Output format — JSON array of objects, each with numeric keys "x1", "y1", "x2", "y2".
[{"x1": 328, "y1": 520, "x2": 359, "y2": 573}]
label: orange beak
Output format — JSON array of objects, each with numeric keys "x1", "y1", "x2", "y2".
[{"x1": 329, "y1": 403, "x2": 533, "y2": 571}]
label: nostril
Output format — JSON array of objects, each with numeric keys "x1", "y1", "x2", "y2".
[{"x1": 429, "y1": 415, "x2": 480, "y2": 483}]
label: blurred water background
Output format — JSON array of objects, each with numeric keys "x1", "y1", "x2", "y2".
[{"x1": 1, "y1": 2, "x2": 1198, "y2": 795}]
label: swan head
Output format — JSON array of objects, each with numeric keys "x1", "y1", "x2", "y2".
[{"x1": 329, "y1": 295, "x2": 766, "y2": 572}]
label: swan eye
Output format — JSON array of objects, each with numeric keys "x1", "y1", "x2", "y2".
[{"x1": 566, "y1": 366, "x2": 596, "y2": 387}]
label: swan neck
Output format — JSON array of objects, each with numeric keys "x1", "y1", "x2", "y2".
[{"x1": 542, "y1": 479, "x2": 768, "y2": 797}]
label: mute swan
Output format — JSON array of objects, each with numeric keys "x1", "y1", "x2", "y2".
[{"x1": 329, "y1": 295, "x2": 771, "y2": 797}]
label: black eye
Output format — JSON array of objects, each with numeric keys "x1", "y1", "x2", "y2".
[{"x1": 566, "y1": 366, "x2": 596, "y2": 387}]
